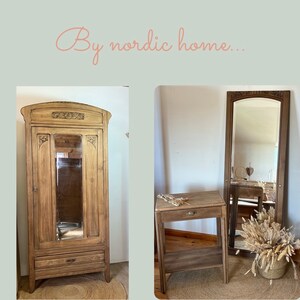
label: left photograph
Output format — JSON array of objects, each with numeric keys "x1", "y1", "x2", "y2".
[{"x1": 16, "y1": 86, "x2": 129, "y2": 299}]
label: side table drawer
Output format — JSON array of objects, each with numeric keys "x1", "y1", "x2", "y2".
[{"x1": 160, "y1": 206, "x2": 222, "y2": 222}]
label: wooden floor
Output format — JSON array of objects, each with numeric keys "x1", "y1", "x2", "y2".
[{"x1": 154, "y1": 230, "x2": 218, "y2": 299}]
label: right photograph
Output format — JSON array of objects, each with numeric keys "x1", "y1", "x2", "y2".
[{"x1": 154, "y1": 86, "x2": 300, "y2": 299}]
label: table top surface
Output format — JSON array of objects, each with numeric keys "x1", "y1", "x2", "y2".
[{"x1": 155, "y1": 191, "x2": 225, "y2": 212}]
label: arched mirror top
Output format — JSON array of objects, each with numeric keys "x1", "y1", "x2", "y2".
[
  {"x1": 224, "y1": 90, "x2": 290, "y2": 252},
  {"x1": 227, "y1": 90, "x2": 290, "y2": 102}
]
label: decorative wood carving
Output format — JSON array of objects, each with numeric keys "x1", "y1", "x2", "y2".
[
  {"x1": 87, "y1": 135, "x2": 97, "y2": 148},
  {"x1": 52, "y1": 112, "x2": 85, "y2": 120},
  {"x1": 229, "y1": 91, "x2": 287, "y2": 101},
  {"x1": 38, "y1": 135, "x2": 49, "y2": 147}
]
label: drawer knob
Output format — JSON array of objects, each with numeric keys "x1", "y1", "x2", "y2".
[
  {"x1": 187, "y1": 211, "x2": 196, "y2": 216},
  {"x1": 66, "y1": 258, "x2": 76, "y2": 263}
]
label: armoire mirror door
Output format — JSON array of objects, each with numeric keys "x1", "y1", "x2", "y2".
[
  {"x1": 224, "y1": 91, "x2": 290, "y2": 252},
  {"x1": 55, "y1": 134, "x2": 83, "y2": 241}
]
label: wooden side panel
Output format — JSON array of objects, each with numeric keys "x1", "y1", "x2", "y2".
[
  {"x1": 33, "y1": 131, "x2": 55, "y2": 245},
  {"x1": 97, "y1": 130, "x2": 105, "y2": 242},
  {"x1": 84, "y1": 134, "x2": 99, "y2": 237}
]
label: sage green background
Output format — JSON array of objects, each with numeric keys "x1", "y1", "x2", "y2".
[{"x1": 2, "y1": 1, "x2": 300, "y2": 299}]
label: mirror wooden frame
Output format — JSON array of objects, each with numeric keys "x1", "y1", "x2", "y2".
[{"x1": 224, "y1": 90, "x2": 290, "y2": 252}]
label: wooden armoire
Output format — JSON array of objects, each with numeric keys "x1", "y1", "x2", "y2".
[{"x1": 21, "y1": 102, "x2": 111, "y2": 292}]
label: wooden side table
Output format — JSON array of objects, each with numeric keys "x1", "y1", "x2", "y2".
[{"x1": 155, "y1": 191, "x2": 228, "y2": 293}]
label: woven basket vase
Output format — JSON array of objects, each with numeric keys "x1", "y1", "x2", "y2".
[{"x1": 258, "y1": 258, "x2": 288, "y2": 280}]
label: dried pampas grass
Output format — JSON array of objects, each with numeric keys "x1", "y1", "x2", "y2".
[
  {"x1": 240, "y1": 207, "x2": 300, "y2": 281},
  {"x1": 157, "y1": 194, "x2": 189, "y2": 206}
]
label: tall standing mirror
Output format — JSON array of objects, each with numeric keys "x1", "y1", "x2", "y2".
[{"x1": 224, "y1": 91, "x2": 290, "y2": 252}]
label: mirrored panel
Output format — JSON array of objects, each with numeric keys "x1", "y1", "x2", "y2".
[
  {"x1": 231, "y1": 98, "x2": 280, "y2": 198},
  {"x1": 54, "y1": 134, "x2": 83, "y2": 240},
  {"x1": 230, "y1": 99, "x2": 280, "y2": 249}
]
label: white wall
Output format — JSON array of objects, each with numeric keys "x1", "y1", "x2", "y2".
[
  {"x1": 16, "y1": 86, "x2": 129, "y2": 275},
  {"x1": 155, "y1": 85, "x2": 300, "y2": 237},
  {"x1": 155, "y1": 86, "x2": 226, "y2": 234},
  {"x1": 233, "y1": 142, "x2": 277, "y2": 181}
]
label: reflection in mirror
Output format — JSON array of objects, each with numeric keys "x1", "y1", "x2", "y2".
[
  {"x1": 224, "y1": 90, "x2": 290, "y2": 254},
  {"x1": 54, "y1": 134, "x2": 83, "y2": 240},
  {"x1": 230, "y1": 99, "x2": 280, "y2": 249},
  {"x1": 232, "y1": 98, "x2": 280, "y2": 196}
]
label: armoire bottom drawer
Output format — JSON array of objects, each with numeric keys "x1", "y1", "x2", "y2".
[
  {"x1": 35, "y1": 251, "x2": 104, "y2": 269},
  {"x1": 35, "y1": 251, "x2": 105, "y2": 280}
]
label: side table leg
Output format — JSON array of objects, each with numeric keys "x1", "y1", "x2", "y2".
[
  {"x1": 216, "y1": 218, "x2": 221, "y2": 247},
  {"x1": 155, "y1": 213, "x2": 167, "y2": 293},
  {"x1": 221, "y1": 215, "x2": 229, "y2": 283}
]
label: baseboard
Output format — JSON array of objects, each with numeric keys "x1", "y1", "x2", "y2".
[{"x1": 165, "y1": 228, "x2": 217, "y2": 242}]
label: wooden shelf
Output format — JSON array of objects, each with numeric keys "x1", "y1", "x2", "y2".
[{"x1": 164, "y1": 247, "x2": 223, "y2": 273}]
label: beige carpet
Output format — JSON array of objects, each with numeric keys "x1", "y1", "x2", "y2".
[
  {"x1": 18, "y1": 262, "x2": 128, "y2": 299},
  {"x1": 166, "y1": 256, "x2": 300, "y2": 299}
]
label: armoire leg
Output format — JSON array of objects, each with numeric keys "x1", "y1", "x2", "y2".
[
  {"x1": 104, "y1": 266, "x2": 110, "y2": 283},
  {"x1": 28, "y1": 276, "x2": 35, "y2": 293}
]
